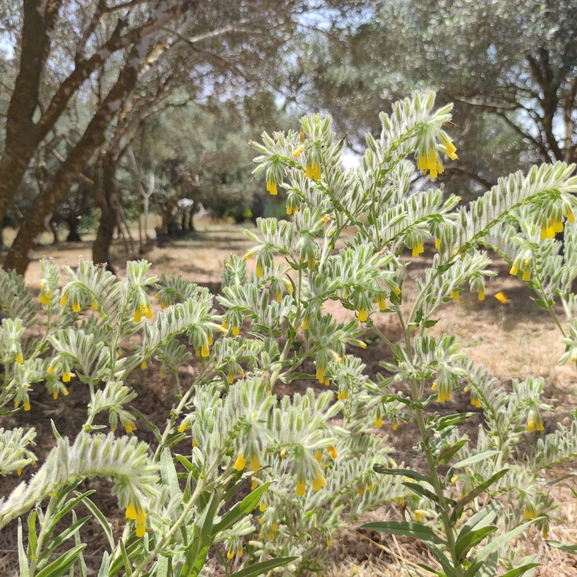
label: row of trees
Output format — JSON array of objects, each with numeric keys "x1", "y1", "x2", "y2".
[{"x1": 0, "y1": 0, "x2": 576, "y2": 274}]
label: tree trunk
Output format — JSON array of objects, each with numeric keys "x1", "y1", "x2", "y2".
[
  {"x1": 3, "y1": 47, "x2": 141, "y2": 275},
  {"x1": 49, "y1": 220, "x2": 59, "y2": 244},
  {"x1": 93, "y1": 154, "x2": 118, "y2": 266},
  {"x1": 65, "y1": 218, "x2": 82, "y2": 242}
]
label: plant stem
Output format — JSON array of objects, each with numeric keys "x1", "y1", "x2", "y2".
[{"x1": 400, "y1": 311, "x2": 464, "y2": 577}]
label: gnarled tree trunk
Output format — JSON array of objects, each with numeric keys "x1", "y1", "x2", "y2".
[{"x1": 92, "y1": 154, "x2": 118, "y2": 267}]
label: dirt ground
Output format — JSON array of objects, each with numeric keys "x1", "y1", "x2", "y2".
[{"x1": 1, "y1": 219, "x2": 577, "y2": 576}]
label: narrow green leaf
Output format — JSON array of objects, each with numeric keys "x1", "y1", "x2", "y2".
[
  {"x1": 182, "y1": 490, "x2": 222, "y2": 577},
  {"x1": 73, "y1": 511, "x2": 88, "y2": 577},
  {"x1": 97, "y1": 552, "x2": 110, "y2": 577},
  {"x1": 131, "y1": 408, "x2": 162, "y2": 443},
  {"x1": 214, "y1": 482, "x2": 271, "y2": 535},
  {"x1": 361, "y1": 521, "x2": 446, "y2": 545},
  {"x1": 402, "y1": 482, "x2": 454, "y2": 505},
  {"x1": 465, "y1": 551, "x2": 498, "y2": 577},
  {"x1": 373, "y1": 466, "x2": 431, "y2": 484},
  {"x1": 500, "y1": 564, "x2": 540, "y2": 577},
  {"x1": 437, "y1": 413, "x2": 476, "y2": 431},
  {"x1": 451, "y1": 470, "x2": 509, "y2": 523},
  {"x1": 81, "y1": 497, "x2": 115, "y2": 551},
  {"x1": 157, "y1": 555, "x2": 170, "y2": 577},
  {"x1": 421, "y1": 541, "x2": 455, "y2": 577},
  {"x1": 228, "y1": 556, "x2": 298, "y2": 577},
  {"x1": 18, "y1": 519, "x2": 30, "y2": 577},
  {"x1": 27, "y1": 510, "x2": 38, "y2": 560},
  {"x1": 161, "y1": 448, "x2": 181, "y2": 501},
  {"x1": 35, "y1": 544, "x2": 87, "y2": 577},
  {"x1": 438, "y1": 440, "x2": 468, "y2": 465},
  {"x1": 452, "y1": 451, "x2": 499, "y2": 470},
  {"x1": 545, "y1": 540, "x2": 577, "y2": 553},
  {"x1": 474, "y1": 521, "x2": 535, "y2": 563},
  {"x1": 455, "y1": 525, "x2": 497, "y2": 560},
  {"x1": 118, "y1": 541, "x2": 132, "y2": 577},
  {"x1": 49, "y1": 491, "x2": 96, "y2": 532},
  {"x1": 40, "y1": 517, "x2": 91, "y2": 563},
  {"x1": 417, "y1": 563, "x2": 446, "y2": 577},
  {"x1": 458, "y1": 502, "x2": 501, "y2": 541}
]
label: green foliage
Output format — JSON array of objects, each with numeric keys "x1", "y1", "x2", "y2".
[{"x1": 3, "y1": 91, "x2": 577, "y2": 576}]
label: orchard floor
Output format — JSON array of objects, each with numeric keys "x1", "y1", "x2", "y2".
[{"x1": 1, "y1": 221, "x2": 577, "y2": 576}]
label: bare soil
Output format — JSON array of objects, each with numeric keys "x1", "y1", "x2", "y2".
[{"x1": 1, "y1": 220, "x2": 577, "y2": 576}]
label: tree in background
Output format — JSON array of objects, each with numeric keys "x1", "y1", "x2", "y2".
[
  {"x1": 0, "y1": 0, "x2": 315, "y2": 274},
  {"x1": 296, "y1": 0, "x2": 577, "y2": 194}
]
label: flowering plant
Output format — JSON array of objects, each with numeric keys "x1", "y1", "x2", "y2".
[{"x1": 2, "y1": 92, "x2": 577, "y2": 576}]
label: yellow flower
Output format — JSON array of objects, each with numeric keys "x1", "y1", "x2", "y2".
[
  {"x1": 250, "y1": 454, "x2": 261, "y2": 472},
  {"x1": 478, "y1": 287, "x2": 485, "y2": 301},
  {"x1": 337, "y1": 391, "x2": 348, "y2": 401},
  {"x1": 145, "y1": 304, "x2": 152, "y2": 319},
  {"x1": 125, "y1": 421, "x2": 137, "y2": 433},
  {"x1": 256, "y1": 262, "x2": 264, "y2": 278},
  {"x1": 327, "y1": 445, "x2": 338, "y2": 459},
  {"x1": 567, "y1": 209, "x2": 575, "y2": 223},
  {"x1": 522, "y1": 267, "x2": 531, "y2": 281},
  {"x1": 266, "y1": 180, "x2": 278, "y2": 195},
  {"x1": 312, "y1": 473, "x2": 327, "y2": 491},
  {"x1": 134, "y1": 309, "x2": 142, "y2": 322},
  {"x1": 494, "y1": 292, "x2": 508, "y2": 304},
  {"x1": 450, "y1": 290, "x2": 459, "y2": 302},
  {"x1": 431, "y1": 381, "x2": 437, "y2": 391},
  {"x1": 414, "y1": 510, "x2": 426, "y2": 522},
  {"x1": 299, "y1": 127, "x2": 306, "y2": 142},
  {"x1": 62, "y1": 371, "x2": 74, "y2": 383},
  {"x1": 201, "y1": 343, "x2": 210, "y2": 357},
  {"x1": 292, "y1": 145, "x2": 304, "y2": 157},
  {"x1": 526, "y1": 417, "x2": 535, "y2": 432},
  {"x1": 510, "y1": 261, "x2": 519, "y2": 276},
  {"x1": 17, "y1": 469, "x2": 22, "y2": 476},
  {"x1": 438, "y1": 391, "x2": 451, "y2": 403},
  {"x1": 327, "y1": 538, "x2": 333, "y2": 547},
  {"x1": 553, "y1": 220, "x2": 564, "y2": 233},
  {"x1": 314, "y1": 450, "x2": 323, "y2": 463},
  {"x1": 276, "y1": 292, "x2": 282, "y2": 303},
  {"x1": 305, "y1": 162, "x2": 321, "y2": 180},
  {"x1": 259, "y1": 501, "x2": 266, "y2": 512},
  {"x1": 524, "y1": 504, "x2": 538, "y2": 520},
  {"x1": 234, "y1": 453, "x2": 247, "y2": 471},
  {"x1": 126, "y1": 503, "x2": 137, "y2": 519},
  {"x1": 440, "y1": 134, "x2": 458, "y2": 160},
  {"x1": 232, "y1": 325, "x2": 240, "y2": 336},
  {"x1": 141, "y1": 361, "x2": 148, "y2": 370},
  {"x1": 24, "y1": 402, "x2": 31, "y2": 411},
  {"x1": 16, "y1": 353, "x2": 23, "y2": 364},
  {"x1": 227, "y1": 373, "x2": 235, "y2": 384},
  {"x1": 435, "y1": 238, "x2": 442, "y2": 250},
  {"x1": 178, "y1": 422, "x2": 187, "y2": 433},
  {"x1": 412, "y1": 241, "x2": 424, "y2": 257},
  {"x1": 301, "y1": 317, "x2": 309, "y2": 330},
  {"x1": 375, "y1": 417, "x2": 383, "y2": 428},
  {"x1": 53, "y1": 391, "x2": 58, "y2": 400},
  {"x1": 72, "y1": 302, "x2": 81, "y2": 313},
  {"x1": 307, "y1": 255, "x2": 316, "y2": 269},
  {"x1": 316, "y1": 366, "x2": 326, "y2": 383},
  {"x1": 251, "y1": 478, "x2": 258, "y2": 491},
  {"x1": 358, "y1": 307, "x2": 368, "y2": 322},
  {"x1": 392, "y1": 420, "x2": 398, "y2": 431},
  {"x1": 358, "y1": 486, "x2": 365, "y2": 496},
  {"x1": 227, "y1": 550, "x2": 235, "y2": 559},
  {"x1": 60, "y1": 293, "x2": 68, "y2": 306},
  {"x1": 296, "y1": 480, "x2": 306, "y2": 496},
  {"x1": 378, "y1": 295, "x2": 387, "y2": 311}
]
